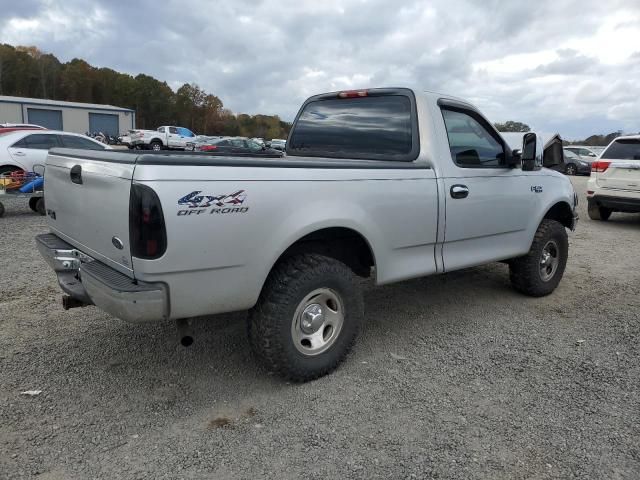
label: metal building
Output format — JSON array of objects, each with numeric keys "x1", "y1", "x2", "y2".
[{"x1": 0, "y1": 96, "x2": 135, "y2": 136}]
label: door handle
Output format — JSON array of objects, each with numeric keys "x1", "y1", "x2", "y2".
[
  {"x1": 13, "y1": 151, "x2": 26, "y2": 156},
  {"x1": 450, "y1": 184, "x2": 469, "y2": 199},
  {"x1": 70, "y1": 165, "x2": 83, "y2": 184}
]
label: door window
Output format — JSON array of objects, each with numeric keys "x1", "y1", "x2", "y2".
[
  {"x1": 60, "y1": 135, "x2": 106, "y2": 150},
  {"x1": 158, "y1": 127, "x2": 165, "y2": 133},
  {"x1": 230, "y1": 139, "x2": 246, "y2": 148},
  {"x1": 169, "y1": 127, "x2": 178, "y2": 134},
  {"x1": 441, "y1": 109, "x2": 506, "y2": 168},
  {"x1": 12, "y1": 134, "x2": 60, "y2": 150}
]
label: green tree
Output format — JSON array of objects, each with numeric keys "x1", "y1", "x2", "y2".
[{"x1": 493, "y1": 121, "x2": 531, "y2": 132}]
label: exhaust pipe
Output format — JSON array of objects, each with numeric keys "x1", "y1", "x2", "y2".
[
  {"x1": 62, "y1": 295, "x2": 90, "y2": 310},
  {"x1": 176, "y1": 318, "x2": 194, "y2": 347}
]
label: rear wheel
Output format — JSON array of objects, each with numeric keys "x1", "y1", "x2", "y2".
[
  {"x1": 28, "y1": 197, "x2": 39, "y2": 212},
  {"x1": 35, "y1": 197, "x2": 46, "y2": 216},
  {"x1": 248, "y1": 253, "x2": 363, "y2": 382},
  {"x1": 565, "y1": 163, "x2": 577, "y2": 175},
  {"x1": 587, "y1": 203, "x2": 612, "y2": 221},
  {"x1": 509, "y1": 219, "x2": 568, "y2": 297}
]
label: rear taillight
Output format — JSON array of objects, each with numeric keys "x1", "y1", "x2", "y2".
[
  {"x1": 591, "y1": 160, "x2": 611, "y2": 172},
  {"x1": 199, "y1": 145, "x2": 217, "y2": 151},
  {"x1": 129, "y1": 184, "x2": 167, "y2": 259}
]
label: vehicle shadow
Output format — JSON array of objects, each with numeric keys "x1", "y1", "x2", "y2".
[{"x1": 32, "y1": 262, "x2": 516, "y2": 397}]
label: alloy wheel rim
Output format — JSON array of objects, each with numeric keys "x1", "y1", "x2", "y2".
[
  {"x1": 539, "y1": 240, "x2": 560, "y2": 282},
  {"x1": 291, "y1": 288, "x2": 344, "y2": 356}
]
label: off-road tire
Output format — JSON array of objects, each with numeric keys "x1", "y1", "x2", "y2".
[
  {"x1": 509, "y1": 219, "x2": 568, "y2": 297},
  {"x1": 587, "y1": 203, "x2": 612, "y2": 221},
  {"x1": 248, "y1": 254, "x2": 363, "y2": 382},
  {"x1": 35, "y1": 197, "x2": 46, "y2": 216}
]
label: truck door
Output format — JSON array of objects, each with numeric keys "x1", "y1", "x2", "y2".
[
  {"x1": 167, "y1": 127, "x2": 181, "y2": 149},
  {"x1": 438, "y1": 105, "x2": 537, "y2": 271}
]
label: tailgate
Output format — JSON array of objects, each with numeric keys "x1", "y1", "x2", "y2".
[
  {"x1": 597, "y1": 139, "x2": 640, "y2": 192},
  {"x1": 596, "y1": 161, "x2": 640, "y2": 192},
  {"x1": 45, "y1": 148, "x2": 137, "y2": 276}
]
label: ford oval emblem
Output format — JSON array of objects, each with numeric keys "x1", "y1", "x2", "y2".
[{"x1": 112, "y1": 236, "x2": 124, "y2": 250}]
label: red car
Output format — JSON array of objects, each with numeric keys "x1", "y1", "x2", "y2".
[{"x1": 0, "y1": 124, "x2": 46, "y2": 135}]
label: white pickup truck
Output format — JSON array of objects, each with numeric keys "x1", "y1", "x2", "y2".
[
  {"x1": 130, "y1": 126, "x2": 197, "y2": 151},
  {"x1": 37, "y1": 87, "x2": 578, "y2": 381}
]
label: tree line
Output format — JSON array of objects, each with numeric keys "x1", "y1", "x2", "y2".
[
  {"x1": 0, "y1": 44, "x2": 291, "y2": 139},
  {"x1": 494, "y1": 120, "x2": 633, "y2": 146}
]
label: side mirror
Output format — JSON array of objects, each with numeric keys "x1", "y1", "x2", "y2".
[
  {"x1": 507, "y1": 149, "x2": 522, "y2": 168},
  {"x1": 521, "y1": 133, "x2": 538, "y2": 171}
]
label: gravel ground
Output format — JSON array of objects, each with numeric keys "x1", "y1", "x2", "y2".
[{"x1": 1, "y1": 176, "x2": 638, "y2": 479}]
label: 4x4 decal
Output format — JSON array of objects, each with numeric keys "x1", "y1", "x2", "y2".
[{"x1": 177, "y1": 190, "x2": 249, "y2": 216}]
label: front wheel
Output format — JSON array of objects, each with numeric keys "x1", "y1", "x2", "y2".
[
  {"x1": 248, "y1": 254, "x2": 363, "y2": 382},
  {"x1": 509, "y1": 219, "x2": 568, "y2": 297}
]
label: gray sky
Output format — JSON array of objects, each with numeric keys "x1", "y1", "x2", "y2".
[{"x1": 1, "y1": 0, "x2": 639, "y2": 139}]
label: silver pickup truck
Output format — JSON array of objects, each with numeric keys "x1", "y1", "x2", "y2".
[{"x1": 37, "y1": 88, "x2": 578, "y2": 381}]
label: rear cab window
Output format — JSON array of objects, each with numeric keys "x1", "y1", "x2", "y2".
[
  {"x1": 601, "y1": 140, "x2": 640, "y2": 160},
  {"x1": 287, "y1": 89, "x2": 419, "y2": 161}
]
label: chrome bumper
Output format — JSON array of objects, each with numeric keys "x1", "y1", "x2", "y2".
[{"x1": 36, "y1": 233, "x2": 169, "y2": 323}]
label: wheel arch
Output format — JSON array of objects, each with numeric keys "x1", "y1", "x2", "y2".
[
  {"x1": 267, "y1": 226, "x2": 377, "y2": 281},
  {"x1": 0, "y1": 163, "x2": 26, "y2": 174},
  {"x1": 542, "y1": 200, "x2": 575, "y2": 230}
]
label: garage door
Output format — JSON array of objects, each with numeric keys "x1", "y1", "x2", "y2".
[
  {"x1": 27, "y1": 108, "x2": 63, "y2": 130},
  {"x1": 89, "y1": 113, "x2": 119, "y2": 136}
]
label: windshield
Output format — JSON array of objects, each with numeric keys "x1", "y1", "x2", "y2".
[{"x1": 601, "y1": 139, "x2": 640, "y2": 160}]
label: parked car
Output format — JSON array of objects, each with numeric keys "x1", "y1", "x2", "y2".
[
  {"x1": 0, "y1": 130, "x2": 112, "y2": 174},
  {"x1": 564, "y1": 146, "x2": 600, "y2": 159},
  {"x1": 269, "y1": 139, "x2": 287, "y2": 151},
  {"x1": 118, "y1": 130, "x2": 141, "y2": 149},
  {"x1": 197, "y1": 137, "x2": 283, "y2": 155},
  {"x1": 130, "y1": 126, "x2": 197, "y2": 151},
  {"x1": 587, "y1": 135, "x2": 640, "y2": 220},
  {"x1": 562, "y1": 149, "x2": 592, "y2": 175},
  {"x1": 0, "y1": 123, "x2": 46, "y2": 135},
  {"x1": 37, "y1": 87, "x2": 577, "y2": 382},
  {"x1": 185, "y1": 136, "x2": 225, "y2": 151}
]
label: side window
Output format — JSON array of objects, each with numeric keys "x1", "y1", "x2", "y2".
[
  {"x1": 217, "y1": 140, "x2": 229, "y2": 147},
  {"x1": 11, "y1": 138, "x2": 27, "y2": 148},
  {"x1": 158, "y1": 127, "x2": 165, "y2": 133},
  {"x1": 580, "y1": 148, "x2": 596, "y2": 157},
  {"x1": 20, "y1": 134, "x2": 60, "y2": 150},
  {"x1": 169, "y1": 127, "x2": 178, "y2": 134},
  {"x1": 247, "y1": 140, "x2": 263, "y2": 151},
  {"x1": 230, "y1": 139, "x2": 245, "y2": 148},
  {"x1": 60, "y1": 135, "x2": 105, "y2": 150},
  {"x1": 441, "y1": 109, "x2": 506, "y2": 168}
]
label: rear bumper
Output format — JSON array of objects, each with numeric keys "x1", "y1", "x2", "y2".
[
  {"x1": 588, "y1": 195, "x2": 640, "y2": 213},
  {"x1": 36, "y1": 233, "x2": 169, "y2": 323}
]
